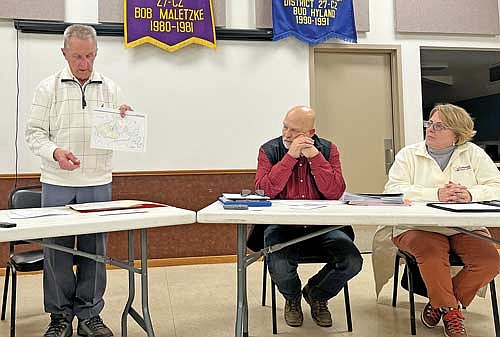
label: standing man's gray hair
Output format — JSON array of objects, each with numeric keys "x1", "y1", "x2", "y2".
[{"x1": 63, "y1": 24, "x2": 97, "y2": 48}]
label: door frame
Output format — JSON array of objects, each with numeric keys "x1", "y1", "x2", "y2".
[{"x1": 309, "y1": 44, "x2": 405, "y2": 153}]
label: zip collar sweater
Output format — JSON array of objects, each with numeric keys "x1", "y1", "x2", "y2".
[{"x1": 26, "y1": 66, "x2": 124, "y2": 187}]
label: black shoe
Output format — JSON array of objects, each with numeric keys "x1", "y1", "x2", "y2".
[
  {"x1": 302, "y1": 285, "x2": 333, "y2": 327},
  {"x1": 43, "y1": 317, "x2": 73, "y2": 337},
  {"x1": 77, "y1": 316, "x2": 113, "y2": 337}
]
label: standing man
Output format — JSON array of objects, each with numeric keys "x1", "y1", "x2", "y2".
[
  {"x1": 26, "y1": 24, "x2": 132, "y2": 337},
  {"x1": 250, "y1": 105, "x2": 362, "y2": 328}
]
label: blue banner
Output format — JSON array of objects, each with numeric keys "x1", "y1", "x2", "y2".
[{"x1": 272, "y1": 0, "x2": 357, "y2": 44}]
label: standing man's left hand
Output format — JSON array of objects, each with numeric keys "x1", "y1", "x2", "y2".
[{"x1": 119, "y1": 104, "x2": 133, "y2": 118}]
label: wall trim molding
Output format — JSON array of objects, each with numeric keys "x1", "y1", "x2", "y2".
[
  {"x1": 14, "y1": 20, "x2": 274, "y2": 41},
  {"x1": 0, "y1": 169, "x2": 256, "y2": 180}
]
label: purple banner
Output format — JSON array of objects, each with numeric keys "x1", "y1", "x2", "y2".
[{"x1": 124, "y1": 0, "x2": 216, "y2": 51}]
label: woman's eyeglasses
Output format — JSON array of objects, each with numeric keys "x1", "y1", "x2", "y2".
[
  {"x1": 241, "y1": 189, "x2": 266, "y2": 197},
  {"x1": 423, "y1": 120, "x2": 449, "y2": 132}
]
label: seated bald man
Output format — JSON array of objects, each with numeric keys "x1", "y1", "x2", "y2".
[{"x1": 248, "y1": 105, "x2": 363, "y2": 328}]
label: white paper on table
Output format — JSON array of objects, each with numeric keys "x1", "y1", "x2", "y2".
[
  {"x1": 288, "y1": 205, "x2": 329, "y2": 210},
  {"x1": 90, "y1": 108, "x2": 147, "y2": 152},
  {"x1": 274, "y1": 200, "x2": 342, "y2": 210},
  {"x1": 8, "y1": 208, "x2": 74, "y2": 219}
]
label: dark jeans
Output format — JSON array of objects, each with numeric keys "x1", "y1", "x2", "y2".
[{"x1": 264, "y1": 225, "x2": 363, "y2": 301}]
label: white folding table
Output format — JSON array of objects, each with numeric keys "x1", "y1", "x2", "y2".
[
  {"x1": 197, "y1": 200, "x2": 500, "y2": 337},
  {"x1": 0, "y1": 203, "x2": 196, "y2": 337}
]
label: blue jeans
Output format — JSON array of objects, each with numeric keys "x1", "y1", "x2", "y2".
[{"x1": 264, "y1": 225, "x2": 363, "y2": 301}]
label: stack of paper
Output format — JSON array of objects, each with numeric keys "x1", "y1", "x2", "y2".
[{"x1": 342, "y1": 192, "x2": 409, "y2": 206}]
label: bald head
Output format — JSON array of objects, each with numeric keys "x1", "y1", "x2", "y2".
[
  {"x1": 285, "y1": 105, "x2": 316, "y2": 130},
  {"x1": 282, "y1": 105, "x2": 316, "y2": 148}
]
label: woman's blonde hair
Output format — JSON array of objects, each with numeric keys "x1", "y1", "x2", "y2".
[{"x1": 429, "y1": 103, "x2": 476, "y2": 145}]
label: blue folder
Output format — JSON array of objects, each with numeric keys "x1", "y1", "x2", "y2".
[{"x1": 218, "y1": 197, "x2": 272, "y2": 207}]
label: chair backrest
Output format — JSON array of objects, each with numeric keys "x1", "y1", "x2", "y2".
[
  {"x1": 7, "y1": 186, "x2": 42, "y2": 254},
  {"x1": 8, "y1": 185, "x2": 42, "y2": 209}
]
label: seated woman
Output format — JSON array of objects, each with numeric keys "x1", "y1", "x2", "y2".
[{"x1": 374, "y1": 103, "x2": 500, "y2": 337}]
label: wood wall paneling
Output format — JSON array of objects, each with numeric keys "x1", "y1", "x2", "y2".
[
  {"x1": 0, "y1": 171, "x2": 255, "y2": 267},
  {"x1": 4, "y1": 171, "x2": 498, "y2": 268},
  {"x1": 99, "y1": 0, "x2": 227, "y2": 27},
  {"x1": 255, "y1": 0, "x2": 370, "y2": 32},
  {"x1": 396, "y1": 0, "x2": 500, "y2": 35},
  {"x1": 0, "y1": 0, "x2": 65, "y2": 21}
]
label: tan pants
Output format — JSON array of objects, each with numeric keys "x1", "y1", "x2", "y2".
[{"x1": 393, "y1": 230, "x2": 500, "y2": 308}]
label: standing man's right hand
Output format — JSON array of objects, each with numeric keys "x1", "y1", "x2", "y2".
[{"x1": 53, "y1": 148, "x2": 80, "y2": 171}]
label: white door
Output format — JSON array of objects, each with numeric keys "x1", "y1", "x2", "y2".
[
  {"x1": 312, "y1": 48, "x2": 401, "y2": 252},
  {"x1": 313, "y1": 49, "x2": 396, "y2": 193}
]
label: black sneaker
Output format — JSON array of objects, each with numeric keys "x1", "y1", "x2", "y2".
[
  {"x1": 43, "y1": 317, "x2": 73, "y2": 337},
  {"x1": 77, "y1": 316, "x2": 113, "y2": 337},
  {"x1": 302, "y1": 284, "x2": 332, "y2": 327}
]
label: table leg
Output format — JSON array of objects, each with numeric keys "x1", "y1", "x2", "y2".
[
  {"x1": 120, "y1": 230, "x2": 155, "y2": 337},
  {"x1": 121, "y1": 230, "x2": 135, "y2": 337},
  {"x1": 140, "y1": 229, "x2": 155, "y2": 337},
  {"x1": 235, "y1": 224, "x2": 248, "y2": 337},
  {"x1": 243, "y1": 269, "x2": 248, "y2": 337}
]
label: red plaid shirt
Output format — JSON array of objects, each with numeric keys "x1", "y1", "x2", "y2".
[{"x1": 255, "y1": 143, "x2": 345, "y2": 200}]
